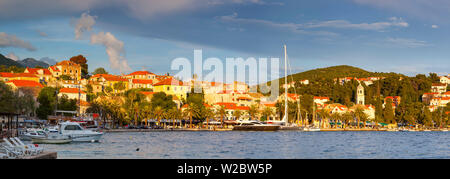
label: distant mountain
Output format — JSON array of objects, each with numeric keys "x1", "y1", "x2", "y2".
[
  {"x1": 0, "y1": 53, "x2": 25, "y2": 67},
  {"x1": 18, "y1": 58, "x2": 50, "y2": 68}
]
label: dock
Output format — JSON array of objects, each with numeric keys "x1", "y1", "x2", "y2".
[{"x1": 21, "y1": 152, "x2": 57, "y2": 159}]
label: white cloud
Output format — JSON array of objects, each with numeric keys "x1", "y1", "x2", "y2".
[
  {"x1": 301, "y1": 17, "x2": 408, "y2": 31},
  {"x1": 352, "y1": 0, "x2": 450, "y2": 22},
  {"x1": 73, "y1": 12, "x2": 96, "y2": 39},
  {"x1": 72, "y1": 12, "x2": 131, "y2": 73},
  {"x1": 90, "y1": 32, "x2": 132, "y2": 73},
  {"x1": 385, "y1": 37, "x2": 430, "y2": 48},
  {"x1": 0, "y1": 32, "x2": 36, "y2": 51},
  {"x1": 219, "y1": 13, "x2": 338, "y2": 36},
  {"x1": 5, "y1": 52, "x2": 20, "y2": 61},
  {"x1": 431, "y1": 24, "x2": 439, "y2": 28}
]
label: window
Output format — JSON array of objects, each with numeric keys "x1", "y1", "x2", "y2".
[{"x1": 64, "y1": 125, "x2": 82, "y2": 130}]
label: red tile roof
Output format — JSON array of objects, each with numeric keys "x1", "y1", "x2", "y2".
[
  {"x1": 237, "y1": 96, "x2": 252, "y2": 100},
  {"x1": 0, "y1": 72, "x2": 14, "y2": 77},
  {"x1": 153, "y1": 78, "x2": 185, "y2": 86},
  {"x1": 432, "y1": 83, "x2": 447, "y2": 87},
  {"x1": 126, "y1": 71, "x2": 155, "y2": 76},
  {"x1": 49, "y1": 66, "x2": 60, "y2": 72},
  {"x1": 314, "y1": 96, "x2": 330, "y2": 100},
  {"x1": 59, "y1": 88, "x2": 86, "y2": 94},
  {"x1": 140, "y1": 91, "x2": 155, "y2": 96},
  {"x1": 6, "y1": 80, "x2": 43, "y2": 88},
  {"x1": 132, "y1": 79, "x2": 153, "y2": 84},
  {"x1": 25, "y1": 67, "x2": 52, "y2": 75}
]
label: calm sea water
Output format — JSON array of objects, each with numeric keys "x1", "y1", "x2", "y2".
[{"x1": 35, "y1": 131, "x2": 449, "y2": 159}]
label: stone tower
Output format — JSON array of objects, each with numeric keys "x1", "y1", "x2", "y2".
[{"x1": 356, "y1": 83, "x2": 365, "y2": 105}]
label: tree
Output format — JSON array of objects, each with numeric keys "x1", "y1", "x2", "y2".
[
  {"x1": 36, "y1": 87, "x2": 57, "y2": 119},
  {"x1": 70, "y1": 55, "x2": 88, "y2": 78},
  {"x1": 183, "y1": 103, "x2": 200, "y2": 128},
  {"x1": 92, "y1": 67, "x2": 108, "y2": 75},
  {"x1": 151, "y1": 92, "x2": 177, "y2": 111},
  {"x1": 341, "y1": 112, "x2": 353, "y2": 128},
  {"x1": 233, "y1": 110, "x2": 243, "y2": 120},
  {"x1": 330, "y1": 113, "x2": 342, "y2": 128},
  {"x1": 261, "y1": 107, "x2": 274, "y2": 121},
  {"x1": 317, "y1": 109, "x2": 330, "y2": 128},
  {"x1": 153, "y1": 106, "x2": 164, "y2": 127},
  {"x1": 248, "y1": 104, "x2": 259, "y2": 120},
  {"x1": 353, "y1": 106, "x2": 367, "y2": 128},
  {"x1": 203, "y1": 108, "x2": 215, "y2": 129},
  {"x1": 383, "y1": 98, "x2": 395, "y2": 124},
  {"x1": 216, "y1": 105, "x2": 227, "y2": 127}
]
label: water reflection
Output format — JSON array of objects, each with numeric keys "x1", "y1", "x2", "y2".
[{"x1": 37, "y1": 131, "x2": 450, "y2": 159}]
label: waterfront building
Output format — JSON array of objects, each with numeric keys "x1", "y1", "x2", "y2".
[
  {"x1": 422, "y1": 92, "x2": 440, "y2": 104},
  {"x1": 214, "y1": 102, "x2": 250, "y2": 120},
  {"x1": 430, "y1": 97, "x2": 450, "y2": 107},
  {"x1": 123, "y1": 71, "x2": 157, "y2": 81},
  {"x1": 0, "y1": 72, "x2": 40, "y2": 82},
  {"x1": 431, "y1": 83, "x2": 447, "y2": 93},
  {"x1": 89, "y1": 74, "x2": 129, "y2": 93},
  {"x1": 129, "y1": 79, "x2": 153, "y2": 89},
  {"x1": 58, "y1": 88, "x2": 87, "y2": 101},
  {"x1": 384, "y1": 96, "x2": 401, "y2": 107},
  {"x1": 49, "y1": 60, "x2": 82, "y2": 80},
  {"x1": 5, "y1": 80, "x2": 43, "y2": 91},
  {"x1": 153, "y1": 78, "x2": 190, "y2": 100},
  {"x1": 440, "y1": 76, "x2": 450, "y2": 85},
  {"x1": 314, "y1": 96, "x2": 330, "y2": 106},
  {"x1": 24, "y1": 67, "x2": 53, "y2": 83}
]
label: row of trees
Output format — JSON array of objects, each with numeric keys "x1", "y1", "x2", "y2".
[{"x1": 0, "y1": 81, "x2": 37, "y2": 117}]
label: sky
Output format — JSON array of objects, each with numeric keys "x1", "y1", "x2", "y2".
[{"x1": 0, "y1": 0, "x2": 449, "y2": 80}]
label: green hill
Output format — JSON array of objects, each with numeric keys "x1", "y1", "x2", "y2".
[
  {"x1": 268, "y1": 65, "x2": 403, "y2": 86},
  {"x1": 0, "y1": 53, "x2": 25, "y2": 68}
]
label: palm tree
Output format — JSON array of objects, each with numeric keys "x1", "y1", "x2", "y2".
[
  {"x1": 203, "y1": 108, "x2": 215, "y2": 129},
  {"x1": 261, "y1": 107, "x2": 275, "y2": 121},
  {"x1": 317, "y1": 109, "x2": 330, "y2": 128},
  {"x1": 330, "y1": 113, "x2": 341, "y2": 128},
  {"x1": 341, "y1": 112, "x2": 353, "y2": 129},
  {"x1": 353, "y1": 106, "x2": 366, "y2": 128},
  {"x1": 233, "y1": 110, "x2": 243, "y2": 121},
  {"x1": 167, "y1": 107, "x2": 181, "y2": 127},
  {"x1": 183, "y1": 103, "x2": 200, "y2": 128},
  {"x1": 153, "y1": 106, "x2": 164, "y2": 127},
  {"x1": 216, "y1": 105, "x2": 227, "y2": 127},
  {"x1": 248, "y1": 104, "x2": 259, "y2": 121}
]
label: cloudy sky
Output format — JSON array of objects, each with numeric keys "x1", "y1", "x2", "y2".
[{"x1": 0, "y1": 0, "x2": 449, "y2": 77}]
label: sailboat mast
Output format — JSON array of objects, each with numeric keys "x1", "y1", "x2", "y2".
[{"x1": 284, "y1": 44, "x2": 288, "y2": 125}]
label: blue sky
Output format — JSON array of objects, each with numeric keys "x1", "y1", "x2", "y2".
[{"x1": 0, "y1": 0, "x2": 449, "y2": 78}]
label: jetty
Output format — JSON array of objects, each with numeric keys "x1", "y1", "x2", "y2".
[{"x1": 21, "y1": 152, "x2": 57, "y2": 159}]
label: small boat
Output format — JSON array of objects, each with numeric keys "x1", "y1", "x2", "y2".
[
  {"x1": 303, "y1": 126, "x2": 320, "y2": 132},
  {"x1": 232, "y1": 120, "x2": 280, "y2": 131},
  {"x1": 59, "y1": 122, "x2": 103, "y2": 142},
  {"x1": 20, "y1": 129, "x2": 47, "y2": 141},
  {"x1": 32, "y1": 134, "x2": 72, "y2": 144}
]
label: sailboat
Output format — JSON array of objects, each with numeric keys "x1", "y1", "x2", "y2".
[{"x1": 267, "y1": 45, "x2": 301, "y2": 130}]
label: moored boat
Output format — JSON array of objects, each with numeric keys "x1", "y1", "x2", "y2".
[
  {"x1": 232, "y1": 120, "x2": 280, "y2": 131},
  {"x1": 32, "y1": 135, "x2": 72, "y2": 144},
  {"x1": 58, "y1": 122, "x2": 103, "y2": 142}
]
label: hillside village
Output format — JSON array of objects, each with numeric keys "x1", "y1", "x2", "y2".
[{"x1": 0, "y1": 55, "x2": 449, "y2": 129}]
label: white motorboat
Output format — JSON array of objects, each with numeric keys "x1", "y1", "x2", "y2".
[
  {"x1": 32, "y1": 134, "x2": 72, "y2": 144},
  {"x1": 58, "y1": 122, "x2": 103, "y2": 142},
  {"x1": 20, "y1": 129, "x2": 47, "y2": 141}
]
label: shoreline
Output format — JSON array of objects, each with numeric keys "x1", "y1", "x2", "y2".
[{"x1": 100, "y1": 128, "x2": 449, "y2": 132}]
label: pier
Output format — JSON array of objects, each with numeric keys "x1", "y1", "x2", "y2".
[{"x1": 20, "y1": 152, "x2": 57, "y2": 159}]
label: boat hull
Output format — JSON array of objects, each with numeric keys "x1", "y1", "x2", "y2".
[
  {"x1": 64, "y1": 133, "x2": 103, "y2": 142},
  {"x1": 232, "y1": 125, "x2": 280, "y2": 131},
  {"x1": 32, "y1": 138, "x2": 72, "y2": 144}
]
